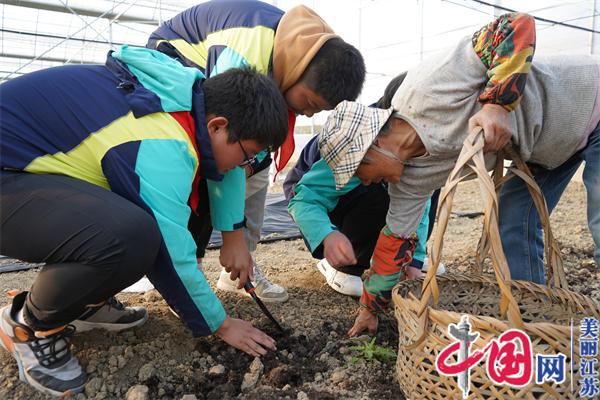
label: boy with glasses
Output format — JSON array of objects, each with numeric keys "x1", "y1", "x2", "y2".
[
  {"x1": 147, "y1": 0, "x2": 365, "y2": 302},
  {"x1": 0, "y1": 47, "x2": 287, "y2": 396}
]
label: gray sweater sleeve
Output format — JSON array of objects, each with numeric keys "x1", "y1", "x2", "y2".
[
  {"x1": 385, "y1": 154, "x2": 453, "y2": 236},
  {"x1": 386, "y1": 152, "x2": 498, "y2": 237},
  {"x1": 386, "y1": 181, "x2": 430, "y2": 237}
]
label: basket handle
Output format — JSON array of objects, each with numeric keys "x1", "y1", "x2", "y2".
[
  {"x1": 475, "y1": 145, "x2": 567, "y2": 288},
  {"x1": 409, "y1": 127, "x2": 566, "y2": 348}
]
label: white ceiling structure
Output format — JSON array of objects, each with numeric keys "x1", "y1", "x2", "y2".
[
  {"x1": 0, "y1": 0, "x2": 198, "y2": 81},
  {"x1": 1, "y1": 0, "x2": 598, "y2": 124}
]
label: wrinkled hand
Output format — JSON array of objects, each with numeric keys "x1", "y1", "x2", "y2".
[
  {"x1": 215, "y1": 316, "x2": 277, "y2": 357},
  {"x1": 347, "y1": 307, "x2": 379, "y2": 337},
  {"x1": 469, "y1": 104, "x2": 512, "y2": 152},
  {"x1": 323, "y1": 231, "x2": 357, "y2": 268},
  {"x1": 404, "y1": 265, "x2": 424, "y2": 281},
  {"x1": 219, "y1": 230, "x2": 253, "y2": 289}
]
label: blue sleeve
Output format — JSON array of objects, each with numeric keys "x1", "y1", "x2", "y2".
[
  {"x1": 202, "y1": 33, "x2": 267, "y2": 232},
  {"x1": 103, "y1": 139, "x2": 226, "y2": 335},
  {"x1": 207, "y1": 166, "x2": 246, "y2": 231},
  {"x1": 413, "y1": 198, "x2": 431, "y2": 267},
  {"x1": 288, "y1": 158, "x2": 361, "y2": 252}
]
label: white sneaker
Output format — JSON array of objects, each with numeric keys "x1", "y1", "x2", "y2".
[
  {"x1": 315, "y1": 259, "x2": 363, "y2": 297},
  {"x1": 422, "y1": 258, "x2": 446, "y2": 275},
  {"x1": 216, "y1": 263, "x2": 289, "y2": 303}
]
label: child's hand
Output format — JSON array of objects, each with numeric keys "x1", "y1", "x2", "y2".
[
  {"x1": 323, "y1": 231, "x2": 357, "y2": 267},
  {"x1": 220, "y1": 230, "x2": 253, "y2": 288},
  {"x1": 215, "y1": 316, "x2": 277, "y2": 357},
  {"x1": 347, "y1": 307, "x2": 378, "y2": 337}
]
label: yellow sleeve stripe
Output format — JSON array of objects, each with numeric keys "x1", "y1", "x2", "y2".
[
  {"x1": 160, "y1": 26, "x2": 275, "y2": 75},
  {"x1": 25, "y1": 112, "x2": 197, "y2": 189}
]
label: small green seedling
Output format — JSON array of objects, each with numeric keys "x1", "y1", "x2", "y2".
[{"x1": 348, "y1": 337, "x2": 397, "y2": 364}]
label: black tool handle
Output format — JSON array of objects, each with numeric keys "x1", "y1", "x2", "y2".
[
  {"x1": 243, "y1": 281, "x2": 256, "y2": 295},
  {"x1": 243, "y1": 281, "x2": 284, "y2": 332}
]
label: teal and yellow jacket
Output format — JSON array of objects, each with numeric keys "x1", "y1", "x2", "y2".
[
  {"x1": 0, "y1": 46, "x2": 227, "y2": 336},
  {"x1": 148, "y1": 0, "x2": 283, "y2": 231},
  {"x1": 148, "y1": 0, "x2": 338, "y2": 231}
]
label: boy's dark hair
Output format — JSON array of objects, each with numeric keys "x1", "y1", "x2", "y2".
[
  {"x1": 300, "y1": 38, "x2": 365, "y2": 107},
  {"x1": 375, "y1": 71, "x2": 408, "y2": 109},
  {"x1": 203, "y1": 67, "x2": 288, "y2": 149}
]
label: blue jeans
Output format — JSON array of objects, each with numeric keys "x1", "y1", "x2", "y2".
[{"x1": 499, "y1": 123, "x2": 600, "y2": 284}]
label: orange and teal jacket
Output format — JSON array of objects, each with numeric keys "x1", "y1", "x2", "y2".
[
  {"x1": 147, "y1": 0, "x2": 284, "y2": 232},
  {"x1": 0, "y1": 46, "x2": 228, "y2": 336},
  {"x1": 361, "y1": 12, "x2": 536, "y2": 313}
]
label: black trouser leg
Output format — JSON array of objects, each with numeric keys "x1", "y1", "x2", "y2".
[
  {"x1": 189, "y1": 179, "x2": 213, "y2": 259},
  {"x1": 0, "y1": 173, "x2": 162, "y2": 330},
  {"x1": 427, "y1": 189, "x2": 440, "y2": 241}
]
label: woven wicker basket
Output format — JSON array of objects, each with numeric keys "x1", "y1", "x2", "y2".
[{"x1": 392, "y1": 128, "x2": 600, "y2": 399}]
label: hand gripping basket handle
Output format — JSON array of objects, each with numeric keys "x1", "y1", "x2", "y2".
[{"x1": 412, "y1": 127, "x2": 566, "y2": 346}]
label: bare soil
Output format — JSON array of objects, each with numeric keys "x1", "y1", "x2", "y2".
[{"x1": 0, "y1": 180, "x2": 597, "y2": 399}]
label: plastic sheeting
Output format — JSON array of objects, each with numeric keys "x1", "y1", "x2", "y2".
[{"x1": 207, "y1": 193, "x2": 300, "y2": 249}]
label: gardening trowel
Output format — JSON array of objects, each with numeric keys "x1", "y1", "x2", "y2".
[{"x1": 243, "y1": 281, "x2": 285, "y2": 333}]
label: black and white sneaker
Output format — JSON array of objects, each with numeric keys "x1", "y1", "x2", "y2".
[
  {"x1": 71, "y1": 296, "x2": 147, "y2": 332},
  {"x1": 0, "y1": 291, "x2": 86, "y2": 397}
]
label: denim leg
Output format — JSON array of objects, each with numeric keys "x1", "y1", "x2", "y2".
[
  {"x1": 580, "y1": 125, "x2": 600, "y2": 266},
  {"x1": 499, "y1": 154, "x2": 583, "y2": 284}
]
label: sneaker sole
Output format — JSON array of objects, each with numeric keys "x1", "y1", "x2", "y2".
[
  {"x1": 71, "y1": 311, "x2": 148, "y2": 333},
  {"x1": 0, "y1": 326, "x2": 84, "y2": 397},
  {"x1": 256, "y1": 292, "x2": 289, "y2": 304}
]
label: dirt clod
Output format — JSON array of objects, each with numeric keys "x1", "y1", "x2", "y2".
[
  {"x1": 208, "y1": 364, "x2": 225, "y2": 376},
  {"x1": 0, "y1": 181, "x2": 596, "y2": 399},
  {"x1": 125, "y1": 384, "x2": 149, "y2": 400},
  {"x1": 138, "y1": 362, "x2": 155, "y2": 382}
]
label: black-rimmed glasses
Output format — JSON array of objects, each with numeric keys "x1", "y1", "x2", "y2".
[{"x1": 238, "y1": 141, "x2": 257, "y2": 167}]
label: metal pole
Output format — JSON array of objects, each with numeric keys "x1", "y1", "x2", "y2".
[
  {"x1": 65, "y1": 0, "x2": 142, "y2": 64},
  {"x1": 419, "y1": 0, "x2": 424, "y2": 61},
  {"x1": 592, "y1": 0, "x2": 599, "y2": 54},
  {"x1": 357, "y1": 0, "x2": 363, "y2": 102},
  {"x1": 4, "y1": 0, "x2": 130, "y2": 79},
  {"x1": 59, "y1": 0, "x2": 111, "y2": 43}
]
